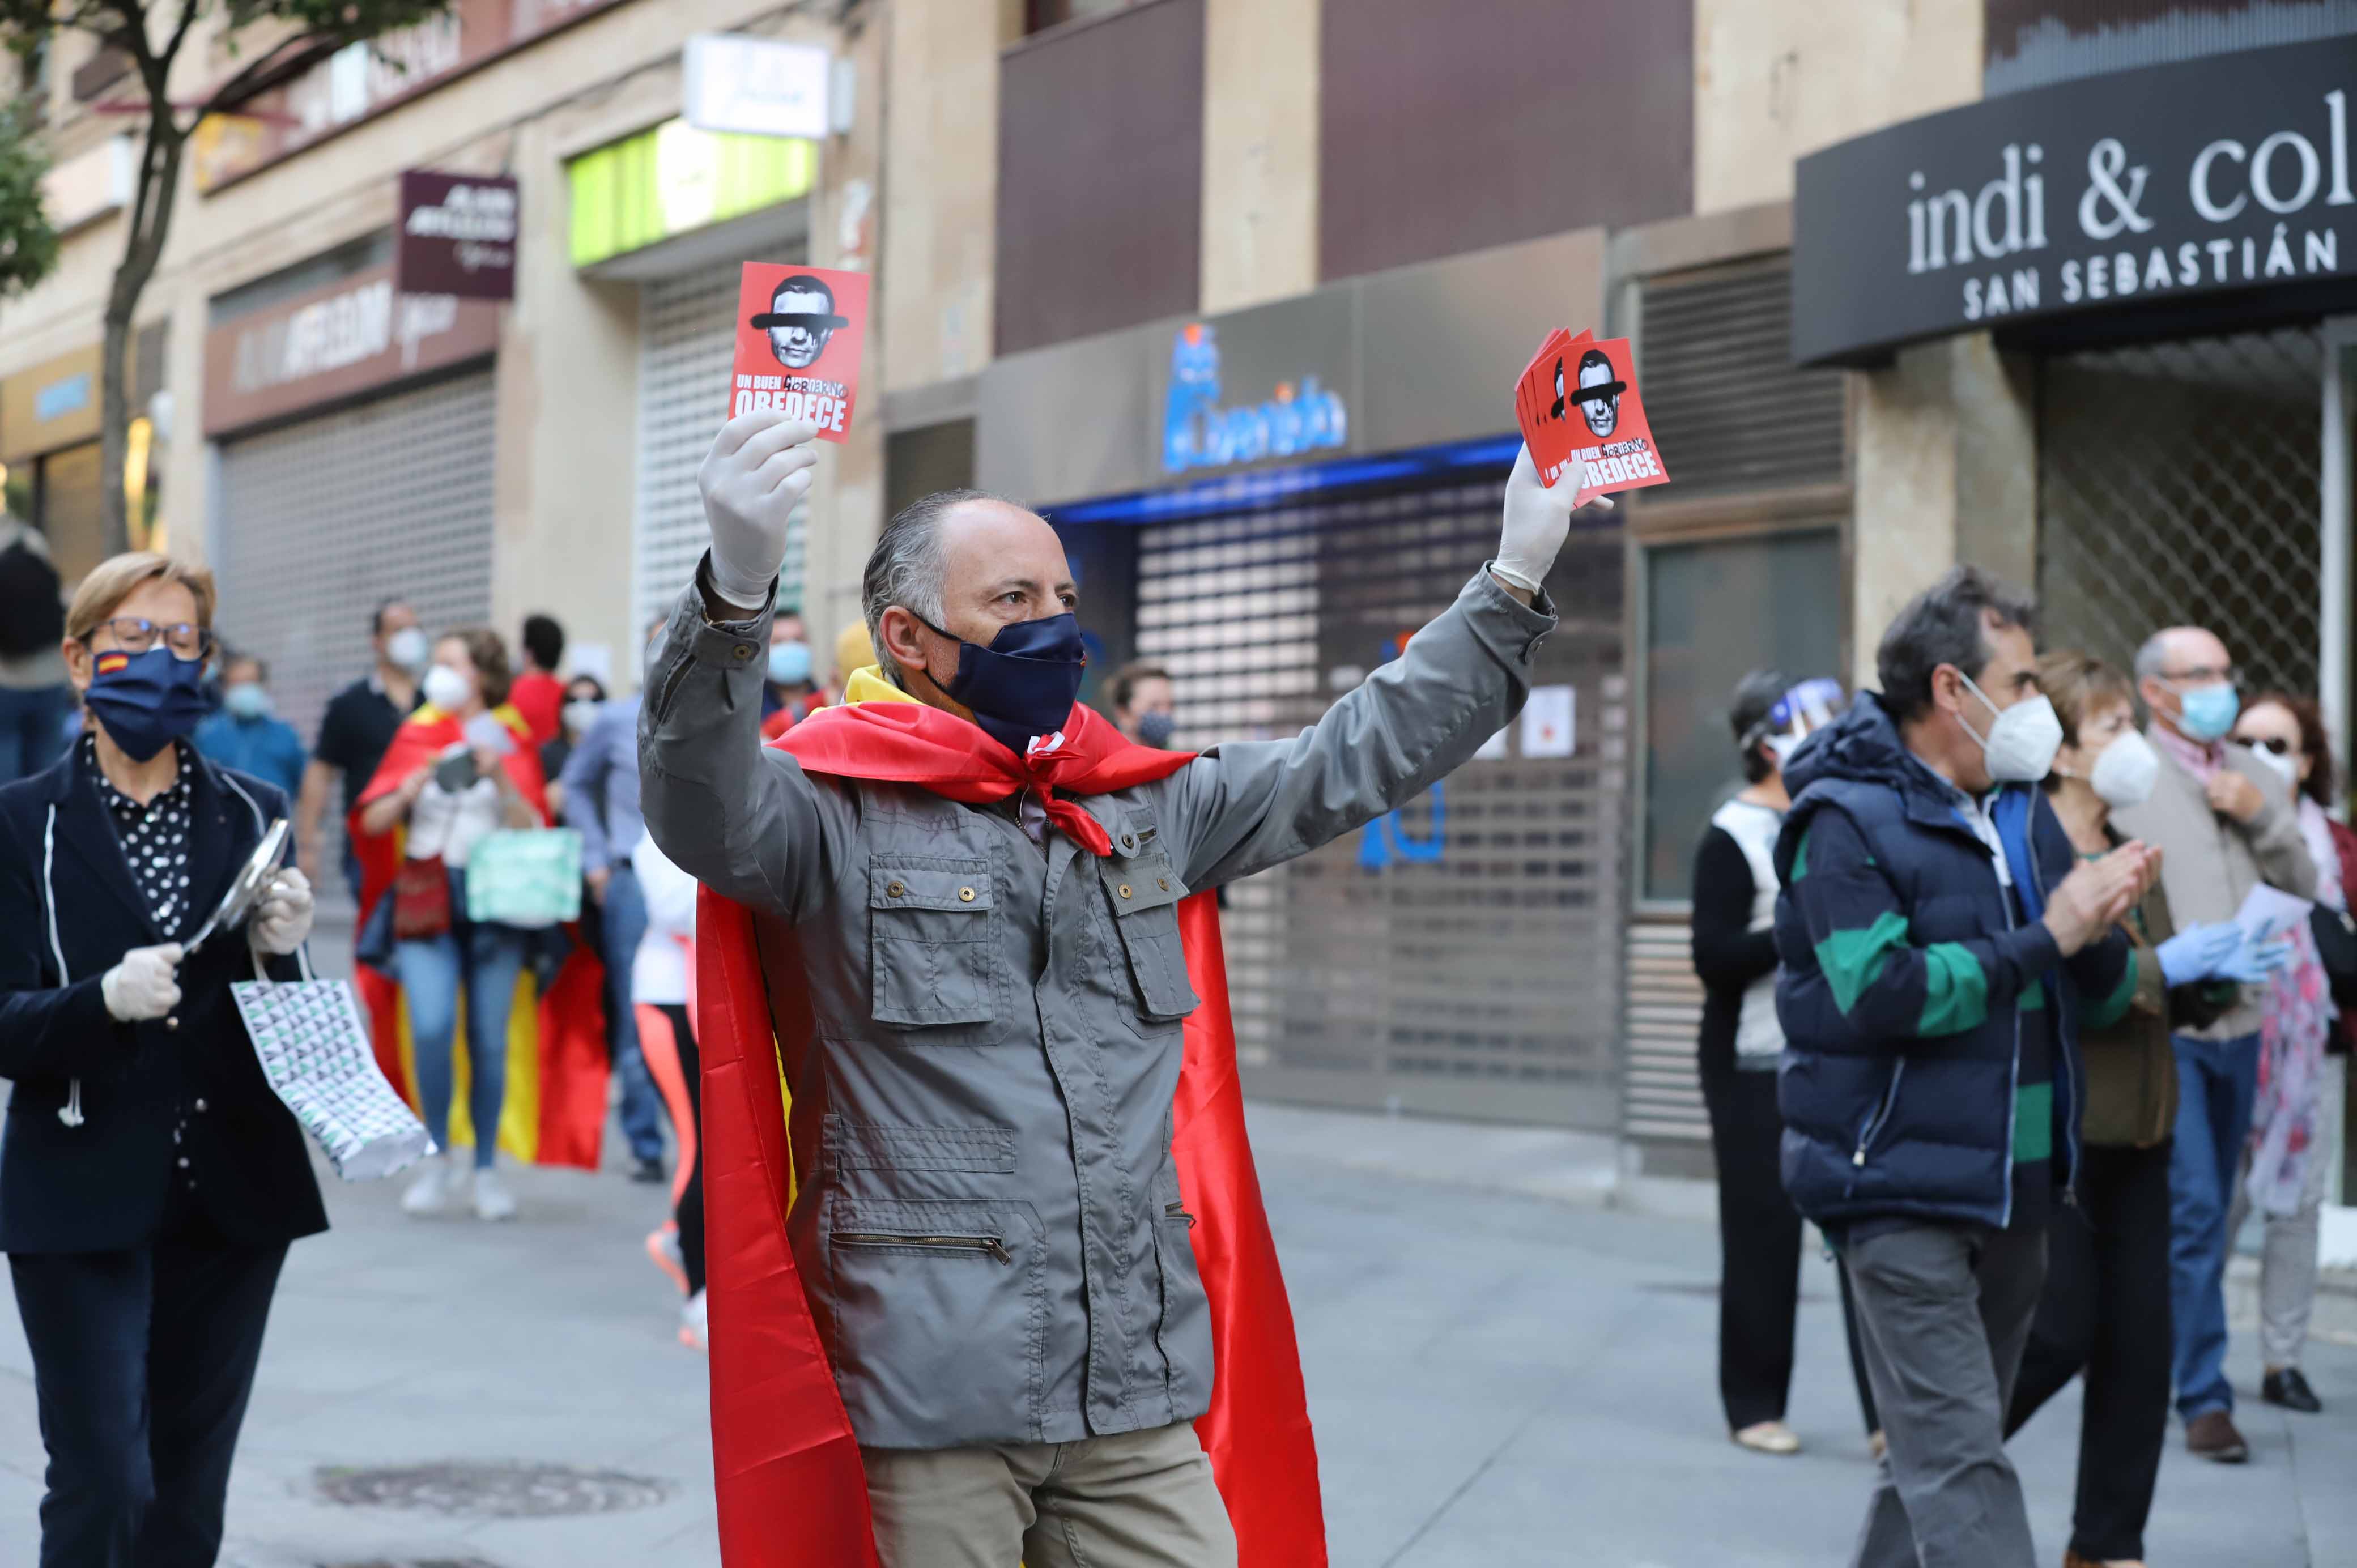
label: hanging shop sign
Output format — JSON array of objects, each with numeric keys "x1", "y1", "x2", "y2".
[
  {"x1": 1793, "y1": 36, "x2": 2357, "y2": 367},
  {"x1": 566, "y1": 117, "x2": 817, "y2": 270},
  {"x1": 682, "y1": 33, "x2": 832, "y2": 140},
  {"x1": 395, "y1": 171, "x2": 520, "y2": 301},
  {"x1": 202, "y1": 261, "x2": 500, "y2": 436}
]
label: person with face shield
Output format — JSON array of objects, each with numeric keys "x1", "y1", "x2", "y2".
[
  {"x1": 1690, "y1": 671, "x2": 1881, "y2": 1460},
  {"x1": 1773, "y1": 567, "x2": 2159, "y2": 1568},
  {"x1": 0, "y1": 552, "x2": 324, "y2": 1566},
  {"x1": 643, "y1": 408, "x2": 1605, "y2": 1565},
  {"x1": 2002, "y1": 651, "x2": 2284, "y2": 1568},
  {"x1": 2113, "y1": 628, "x2": 2317, "y2": 1464},
  {"x1": 2226, "y1": 692, "x2": 2351, "y2": 1419}
]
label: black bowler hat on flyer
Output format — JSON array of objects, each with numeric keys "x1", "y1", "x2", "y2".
[{"x1": 750, "y1": 275, "x2": 849, "y2": 330}]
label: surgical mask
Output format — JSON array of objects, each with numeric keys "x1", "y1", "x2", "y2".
[
  {"x1": 2248, "y1": 742, "x2": 2299, "y2": 790},
  {"x1": 223, "y1": 683, "x2": 272, "y2": 721},
  {"x1": 1136, "y1": 711, "x2": 1177, "y2": 750},
  {"x1": 913, "y1": 610, "x2": 1088, "y2": 756},
  {"x1": 564, "y1": 700, "x2": 602, "y2": 735},
  {"x1": 1765, "y1": 731, "x2": 1803, "y2": 769},
  {"x1": 422, "y1": 664, "x2": 473, "y2": 714},
  {"x1": 1958, "y1": 672, "x2": 2063, "y2": 783},
  {"x1": 2170, "y1": 680, "x2": 2241, "y2": 743},
  {"x1": 767, "y1": 640, "x2": 812, "y2": 687},
  {"x1": 84, "y1": 646, "x2": 212, "y2": 762},
  {"x1": 2087, "y1": 729, "x2": 2161, "y2": 811},
  {"x1": 385, "y1": 627, "x2": 431, "y2": 674}
]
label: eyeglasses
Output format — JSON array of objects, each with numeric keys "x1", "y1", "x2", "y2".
[
  {"x1": 2162, "y1": 665, "x2": 2241, "y2": 688},
  {"x1": 87, "y1": 618, "x2": 212, "y2": 659}
]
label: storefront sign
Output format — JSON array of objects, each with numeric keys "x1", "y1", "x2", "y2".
[
  {"x1": 682, "y1": 33, "x2": 831, "y2": 140},
  {"x1": 41, "y1": 136, "x2": 133, "y2": 234},
  {"x1": 192, "y1": 0, "x2": 625, "y2": 193},
  {"x1": 567, "y1": 117, "x2": 816, "y2": 269},
  {"x1": 1159, "y1": 321, "x2": 1348, "y2": 475},
  {"x1": 202, "y1": 261, "x2": 500, "y2": 436},
  {"x1": 1794, "y1": 37, "x2": 2357, "y2": 366},
  {"x1": 395, "y1": 171, "x2": 520, "y2": 301},
  {"x1": 1, "y1": 347, "x2": 104, "y2": 463}
]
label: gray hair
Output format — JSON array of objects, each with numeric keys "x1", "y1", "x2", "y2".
[
  {"x1": 861, "y1": 489, "x2": 1012, "y2": 689},
  {"x1": 1875, "y1": 565, "x2": 2037, "y2": 723},
  {"x1": 2133, "y1": 630, "x2": 2174, "y2": 682}
]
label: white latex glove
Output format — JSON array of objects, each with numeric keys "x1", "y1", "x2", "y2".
[
  {"x1": 697, "y1": 410, "x2": 823, "y2": 608},
  {"x1": 1493, "y1": 444, "x2": 1611, "y2": 594},
  {"x1": 101, "y1": 943, "x2": 183, "y2": 1022},
  {"x1": 252, "y1": 867, "x2": 314, "y2": 956}
]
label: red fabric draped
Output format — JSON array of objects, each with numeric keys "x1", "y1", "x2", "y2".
[{"x1": 695, "y1": 698, "x2": 1326, "y2": 1568}]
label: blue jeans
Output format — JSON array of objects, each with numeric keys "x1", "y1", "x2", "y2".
[
  {"x1": 394, "y1": 915, "x2": 530, "y2": 1170},
  {"x1": 0, "y1": 683, "x2": 72, "y2": 783},
  {"x1": 2168, "y1": 1032, "x2": 2261, "y2": 1418},
  {"x1": 599, "y1": 863, "x2": 667, "y2": 1164}
]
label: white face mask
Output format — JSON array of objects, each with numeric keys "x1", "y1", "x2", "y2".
[
  {"x1": 1765, "y1": 731, "x2": 1803, "y2": 769},
  {"x1": 422, "y1": 664, "x2": 472, "y2": 714},
  {"x1": 564, "y1": 699, "x2": 602, "y2": 735},
  {"x1": 385, "y1": 626, "x2": 431, "y2": 674},
  {"x1": 2248, "y1": 742, "x2": 2299, "y2": 790},
  {"x1": 1958, "y1": 672, "x2": 2063, "y2": 783},
  {"x1": 2086, "y1": 728, "x2": 2161, "y2": 811}
]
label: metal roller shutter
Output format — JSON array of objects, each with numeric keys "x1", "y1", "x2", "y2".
[
  {"x1": 1135, "y1": 477, "x2": 1628, "y2": 1128},
  {"x1": 635, "y1": 263, "x2": 806, "y2": 639},
  {"x1": 214, "y1": 369, "x2": 499, "y2": 914}
]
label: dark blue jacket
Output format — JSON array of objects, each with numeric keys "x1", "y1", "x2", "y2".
[
  {"x1": 1771, "y1": 693, "x2": 2137, "y2": 1232},
  {"x1": 0, "y1": 747, "x2": 328, "y2": 1254}
]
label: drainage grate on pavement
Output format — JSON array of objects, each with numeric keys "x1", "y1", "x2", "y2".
[{"x1": 314, "y1": 1462, "x2": 671, "y2": 1518}]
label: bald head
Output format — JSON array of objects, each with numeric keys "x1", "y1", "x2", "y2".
[{"x1": 864, "y1": 489, "x2": 1078, "y2": 710}]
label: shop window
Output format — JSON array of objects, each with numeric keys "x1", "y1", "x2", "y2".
[
  {"x1": 37, "y1": 442, "x2": 106, "y2": 588},
  {"x1": 1640, "y1": 527, "x2": 1841, "y2": 906}
]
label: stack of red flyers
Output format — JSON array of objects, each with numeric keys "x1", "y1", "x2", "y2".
[{"x1": 1512, "y1": 329, "x2": 1670, "y2": 505}]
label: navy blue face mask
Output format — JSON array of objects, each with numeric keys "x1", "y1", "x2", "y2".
[
  {"x1": 84, "y1": 645, "x2": 215, "y2": 762},
  {"x1": 912, "y1": 610, "x2": 1088, "y2": 756}
]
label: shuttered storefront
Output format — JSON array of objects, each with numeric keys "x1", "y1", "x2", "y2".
[
  {"x1": 213, "y1": 370, "x2": 500, "y2": 914},
  {"x1": 634, "y1": 263, "x2": 806, "y2": 634},
  {"x1": 1134, "y1": 475, "x2": 1630, "y2": 1128}
]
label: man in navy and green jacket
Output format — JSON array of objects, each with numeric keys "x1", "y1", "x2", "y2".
[{"x1": 1773, "y1": 567, "x2": 2155, "y2": 1568}]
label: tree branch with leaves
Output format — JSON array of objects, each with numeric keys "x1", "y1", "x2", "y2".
[
  {"x1": 0, "y1": 0, "x2": 452, "y2": 556},
  {"x1": 0, "y1": 97, "x2": 59, "y2": 306}
]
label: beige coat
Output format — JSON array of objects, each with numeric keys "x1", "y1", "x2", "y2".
[{"x1": 2111, "y1": 727, "x2": 2316, "y2": 1039}]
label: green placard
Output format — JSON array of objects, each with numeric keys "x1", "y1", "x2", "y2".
[{"x1": 567, "y1": 118, "x2": 818, "y2": 269}]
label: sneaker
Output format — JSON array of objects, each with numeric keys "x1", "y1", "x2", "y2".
[
  {"x1": 630, "y1": 1156, "x2": 667, "y2": 1184},
  {"x1": 646, "y1": 1224, "x2": 689, "y2": 1295},
  {"x1": 2185, "y1": 1408, "x2": 2249, "y2": 1463},
  {"x1": 2262, "y1": 1367, "x2": 2323, "y2": 1414},
  {"x1": 401, "y1": 1156, "x2": 457, "y2": 1216},
  {"x1": 471, "y1": 1167, "x2": 518, "y2": 1222},
  {"x1": 1732, "y1": 1421, "x2": 1801, "y2": 1456},
  {"x1": 679, "y1": 1289, "x2": 708, "y2": 1353}
]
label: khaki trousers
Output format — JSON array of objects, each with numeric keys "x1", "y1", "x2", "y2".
[{"x1": 860, "y1": 1420, "x2": 1237, "y2": 1568}]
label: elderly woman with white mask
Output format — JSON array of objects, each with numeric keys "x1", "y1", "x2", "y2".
[{"x1": 2006, "y1": 650, "x2": 2286, "y2": 1568}]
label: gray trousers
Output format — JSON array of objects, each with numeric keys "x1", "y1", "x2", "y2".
[
  {"x1": 2226, "y1": 1137, "x2": 2330, "y2": 1371},
  {"x1": 860, "y1": 1420, "x2": 1237, "y2": 1568},
  {"x1": 1844, "y1": 1221, "x2": 2048, "y2": 1568}
]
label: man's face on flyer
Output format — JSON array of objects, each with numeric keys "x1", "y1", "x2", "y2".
[
  {"x1": 1579, "y1": 364, "x2": 1620, "y2": 437},
  {"x1": 767, "y1": 290, "x2": 836, "y2": 369}
]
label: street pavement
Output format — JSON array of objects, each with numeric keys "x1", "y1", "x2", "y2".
[{"x1": 0, "y1": 1100, "x2": 2351, "y2": 1567}]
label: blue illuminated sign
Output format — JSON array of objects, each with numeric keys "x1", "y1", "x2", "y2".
[
  {"x1": 34, "y1": 372, "x2": 91, "y2": 424},
  {"x1": 1160, "y1": 322, "x2": 1346, "y2": 475}
]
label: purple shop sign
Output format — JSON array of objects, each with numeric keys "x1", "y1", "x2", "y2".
[{"x1": 395, "y1": 171, "x2": 519, "y2": 302}]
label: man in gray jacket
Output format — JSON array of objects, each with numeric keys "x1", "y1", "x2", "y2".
[
  {"x1": 2113, "y1": 624, "x2": 2316, "y2": 1465},
  {"x1": 639, "y1": 408, "x2": 1595, "y2": 1567}
]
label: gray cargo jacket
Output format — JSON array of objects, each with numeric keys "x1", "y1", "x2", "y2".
[{"x1": 640, "y1": 563, "x2": 1555, "y2": 1450}]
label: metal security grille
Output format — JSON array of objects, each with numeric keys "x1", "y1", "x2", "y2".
[
  {"x1": 2039, "y1": 327, "x2": 2320, "y2": 694},
  {"x1": 1135, "y1": 479, "x2": 1628, "y2": 1128},
  {"x1": 214, "y1": 370, "x2": 498, "y2": 912},
  {"x1": 635, "y1": 263, "x2": 806, "y2": 637},
  {"x1": 1643, "y1": 261, "x2": 1847, "y2": 498}
]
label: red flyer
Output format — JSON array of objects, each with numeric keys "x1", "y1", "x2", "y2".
[
  {"x1": 727, "y1": 263, "x2": 869, "y2": 442},
  {"x1": 1512, "y1": 330, "x2": 1668, "y2": 502}
]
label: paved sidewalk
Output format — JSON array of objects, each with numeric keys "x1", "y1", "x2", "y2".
[{"x1": 0, "y1": 1102, "x2": 2350, "y2": 1566}]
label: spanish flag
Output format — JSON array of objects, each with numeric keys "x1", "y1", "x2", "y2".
[
  {"x1": 695, "y1": 671, "x2": 1328, "y2": 1567},
  {"x1": 350, "y1": 704, "x2": 609, "y2": 1169}
]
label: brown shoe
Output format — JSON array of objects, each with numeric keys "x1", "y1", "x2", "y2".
[{"x1": 2185, "y1": 1408, "x2": 2250, "y2": 1463}]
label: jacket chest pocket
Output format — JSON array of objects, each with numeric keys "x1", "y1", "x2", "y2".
[
  {"x1": 1096, "y1": 835, "x2": 1199, "y2": 1028},
  {"x1": 868, "y1": 859, "x2": 1004, "y2": 1037}
]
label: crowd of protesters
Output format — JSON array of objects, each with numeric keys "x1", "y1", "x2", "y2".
[{"x1": 1697, "y1": 570, "x2": 2350, "y2": 1568}]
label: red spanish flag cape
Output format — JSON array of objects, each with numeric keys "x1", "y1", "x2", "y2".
[
  {"x1": 695, "y1": 671, "x2": 1328, "y2": 1568},
  {"x1": 350, "y1": 702, "x2": 610, "y2": 1169}
]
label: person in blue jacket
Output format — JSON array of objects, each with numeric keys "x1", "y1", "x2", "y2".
[
  {"x1": 192, "y1": 652, "x2": 306, "y2": 799},
  {"x1": 1773, "y1": 566, "x2": 2154, "y2": 1568}
]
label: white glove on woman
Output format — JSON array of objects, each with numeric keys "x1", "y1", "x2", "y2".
[
  {"x1": 252, "y1": 867, "x2": 315, "y2": 956},
  {"x1": 698, "y1": 410, "x2": 823, "y2": 607},
  {"x1": 1493, "y1": 444, "x2": 1610, "y2": 594},
  {"x1": 102, "y1": 943, "x2": 183, "y2": 1022}
]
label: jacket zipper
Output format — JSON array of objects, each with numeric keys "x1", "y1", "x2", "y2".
[
  {"x1": 2021, "y1": 796, "x2": 2081, "y2": 1215},
  {"x1": 832, "y1": 1230, "x2": 1012, "y2": 1264},
  {"x1": 1853, "y1": 1062, "x2": 1906, "y2": 1166}
]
